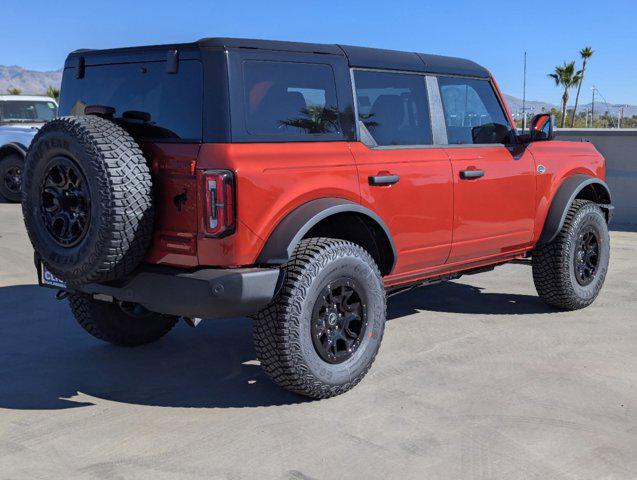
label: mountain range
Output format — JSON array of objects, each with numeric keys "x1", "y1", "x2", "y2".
[
  {"x1": 2, "y1": 65, "x2": 636, "y2": 118},
  {"x1": 0, "y1": 65, "x2": 62, "y2": 96},
  {"x1": 504, "y1": 94, "x2": 637, "y2": 118}
]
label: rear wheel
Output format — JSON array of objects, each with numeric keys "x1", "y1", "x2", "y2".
[
  {"x1": 69, "y1": 293, "x2": 178, "y2": 347},
  {"x1": 0, "y1": 153, "x2": 24, "y2": 202},
  {"x1": 532, "y1": 199, "x2": 610, "y2": 310},
  {"x1": 253, "y1": 238, "x2": 386, "y2": 399}
]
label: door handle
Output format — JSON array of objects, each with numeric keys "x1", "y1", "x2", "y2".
[
  {"x1": 369, "y1": 174, "x2": 400, "y2": 186},
  {"x1": 459, "y1": 169, "x2": 484, "y2": 180}
]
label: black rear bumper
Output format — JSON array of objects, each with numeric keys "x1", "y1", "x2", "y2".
[{"x1": 57, "y1": 265, "x2": 281, "y2": 319}]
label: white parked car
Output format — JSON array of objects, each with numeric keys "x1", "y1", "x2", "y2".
[{"x1": 0, "y1": 95, "x2": 58, "y2": 202}]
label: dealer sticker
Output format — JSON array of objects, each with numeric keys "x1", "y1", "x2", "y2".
[{"x1": 41, "y1": 264, "x2": 67, "y2": 289}]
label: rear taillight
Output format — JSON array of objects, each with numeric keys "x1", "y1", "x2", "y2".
[{"x1": 202, "y1": 170, "x2": 235, "y2": 237}]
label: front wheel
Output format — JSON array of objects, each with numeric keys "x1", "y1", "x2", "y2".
[
  {"x1": 0, "y1": 154, "x2": 24, "y2": 202},
  {"x1": 532, "y1": 199, "x2": 610, "y2": 310},
  {"x1": 253, "y1": 238, "x2": 386, "y2": 399}
]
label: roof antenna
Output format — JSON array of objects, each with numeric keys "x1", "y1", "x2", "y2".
[{"x1": 521, "y1": 51, "x2": 527, "y2": 133}]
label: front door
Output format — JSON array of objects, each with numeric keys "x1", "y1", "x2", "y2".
[
  {"x1": 436, "y1": 75, "x2": 536, "y2": 263},
  {"x1": 349, "y1": 69, "x2": 454, "y2": 279}
]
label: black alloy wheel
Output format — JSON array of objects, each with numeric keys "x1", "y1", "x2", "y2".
[
  {"x1": 3, "y1": 164, "x2": 22, "y2": 195},
  {"x1": 311, "y1": 278, "x2": 368, "y2": 364},
  {"x1": 253, "y1": 238, "x2": 387, "y2": 398},
  {"x1": 0, "y1": 153, "x2": 25, "y2": 202},
  {"x1": 40, "y1": 157, "x2": 91, "y2": 248},
  {"x1": 574, "y1": 227, "x2": 600, "y2": 286},
  {"x1": 532, "y1": 199, "x2": 610, "y2": 310}
]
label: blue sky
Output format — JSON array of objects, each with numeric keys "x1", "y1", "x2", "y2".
[{"x1": 2, "y1": 0, "x2": 637, "y2": 105}]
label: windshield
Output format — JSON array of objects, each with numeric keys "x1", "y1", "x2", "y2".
[{"x1": 0, "y1": 100, "x2": 58, "y2": 123}]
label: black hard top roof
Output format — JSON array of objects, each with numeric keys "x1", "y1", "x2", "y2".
[{"x1": 67, "y1": 37, "x2": 490, "y2": 78}]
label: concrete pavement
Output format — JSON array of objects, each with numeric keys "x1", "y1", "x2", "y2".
[{"x1": 1, "y1": 203, "x2": 636, "y2": 479}]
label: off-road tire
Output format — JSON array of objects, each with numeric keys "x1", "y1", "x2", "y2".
[
  {"x1": 0, "y1": 153, "x2": 24, "y2": 203},
  {"x1": 69, "y1": 293, "x2": 178, "y2": 346},
  {"x1": 253, "y1": 238, "x2": 386, "y2": 399},
  {"x1": 22, "y1": 116, "x2": 154, "y2": 286},
  {"x1": 532, "y1": 199, "x2": 610, "y2": 310}
]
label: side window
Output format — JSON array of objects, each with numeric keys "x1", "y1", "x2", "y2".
[
  {"x1": 243, "y1": 60, "x2": 343, "y2": 139},
  {"x1": 353, "y1": 70, "x2": 432, "y2": 146},
  {"x1": 438, "y1": 77, "x2": 512, "y2": 145}
]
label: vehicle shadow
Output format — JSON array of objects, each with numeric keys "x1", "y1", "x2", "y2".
[
  {"x1": 0, "y1": 284, "x2": 305, "y2": 410},
  {"x1": 387, "y1": 280, "x2": 555, "y2": 319},
  {"x1": 0, "y1": 281, "x2": 554, "y2": 411}
]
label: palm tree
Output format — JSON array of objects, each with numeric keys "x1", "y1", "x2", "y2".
[
  {"x1": 6, "y1": 87, "x2": 21, "y2": 95},
  {"x1": 570, "y1": 47, "x2": 594, "y2": 127},
  {"x1": 548, "y1": 61, "x2": 582, "y2": 128},
  {"x1": 46, "y1": 86, "x2": 60, "y2": 102},
  {"x1": 280, "y1": 105, "x2": 340, "y2": 133}
]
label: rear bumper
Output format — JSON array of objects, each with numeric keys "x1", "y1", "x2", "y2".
[{"x1": 72, "y1": 265, "x2": 281, "y2": 319}]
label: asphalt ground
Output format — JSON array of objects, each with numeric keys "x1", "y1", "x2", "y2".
[{"x1": 1, "y1": 203, "x2": 636, "y2": 479}]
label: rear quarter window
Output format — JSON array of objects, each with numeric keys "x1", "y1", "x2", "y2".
[
  {"x1": 241, "y1": 60, "x2": 346, "y2": 141},
  {"x1": 59, "y1": 60, "x2": 203, "y2": 142}
]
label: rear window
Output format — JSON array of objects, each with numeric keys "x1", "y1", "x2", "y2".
[
  {"x1": 59, "y1": 60, "x2": 203, "y2": 142},
  {"x1": 242, "y1": 60, "x2": 344, "y2": 140}
]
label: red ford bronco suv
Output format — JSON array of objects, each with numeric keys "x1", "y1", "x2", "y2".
[{"x1": 22, "y1": 38, "x2": 613, "y2": 399}]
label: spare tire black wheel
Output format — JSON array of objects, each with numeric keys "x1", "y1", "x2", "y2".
[{"x1": 22, "y1": 116, "x2": 154, "y2": 286}]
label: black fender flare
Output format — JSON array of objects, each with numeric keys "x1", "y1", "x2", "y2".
[
  {"x1": 538, "y1": 174, "x2": 612, "y2": 246},
  {"x1": 0, "y1": 142, "x2": 28, "y2": 159},
  {"x1": 256, "y1": 197, "x2": 397, "y2": 271}
]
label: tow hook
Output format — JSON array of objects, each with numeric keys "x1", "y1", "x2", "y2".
[{"x1": 181, "y1": 317, "x2": 203, "y2": 328}]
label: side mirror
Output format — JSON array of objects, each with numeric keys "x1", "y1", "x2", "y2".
[{"x1": 530, "y1": 113, "x2": 555, "y2": 142}]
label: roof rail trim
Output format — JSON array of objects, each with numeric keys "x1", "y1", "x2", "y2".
[{"x1": 63, "y1": 37, "x2": 489, "y2": 77}]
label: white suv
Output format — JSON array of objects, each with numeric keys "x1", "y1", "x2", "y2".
[{"x1": 0, "y1": 95, "x2": 58, "y2": 202}]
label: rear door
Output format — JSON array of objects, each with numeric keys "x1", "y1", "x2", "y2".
[
  {"x1": 435, "y1": 76, "x2": 536, "y2": 263},
  {"x1": 349, "y1": 69, "x2": 453, "y2": 278}
]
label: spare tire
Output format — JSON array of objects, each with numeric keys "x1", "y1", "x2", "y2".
[{"x1": 22, "y1": 116, "x2": 154, "y2": 286}]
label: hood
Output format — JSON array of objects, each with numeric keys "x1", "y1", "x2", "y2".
[
  {"x1": 0, "y1": 123, "x2": 43, "y2": 132},
  {"x1": 0, "y1": 123, "x2": 42, "y2": 149}
]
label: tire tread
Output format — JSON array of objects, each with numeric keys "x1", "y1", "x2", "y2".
[
  {"x1": 22, "y1": 116, "x2": 154, "y2": 285},
  {"x1": 253, "y1": 238, "x2": 386, "y2": 399},
  {"x1": 68, "y1": 293, "x2": 177, "y2": 347},
  {"x1": 532, "y1": 199, "x2": 608, "y2": 310}
]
